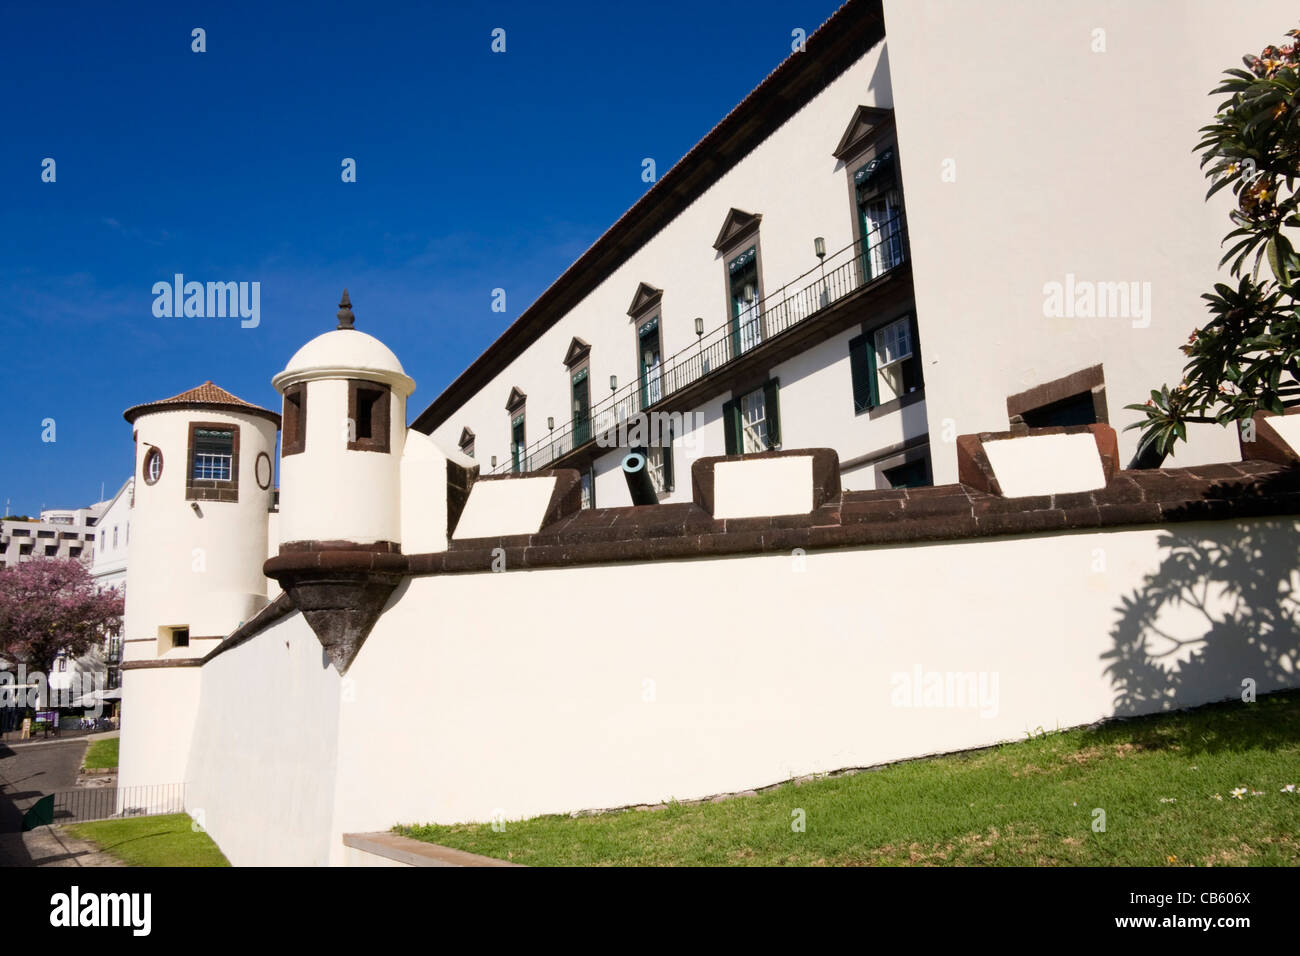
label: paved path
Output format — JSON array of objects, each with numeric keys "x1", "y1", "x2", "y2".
[
  {"x1": 0, "y1": 729, "x2": 117, "y2": 752},
  {"x1": 0, "y1": 826, "x2": 121, "y2": 867},
  {"x1": 0, "y1": 735, "x2": 114, "y2": 866}
]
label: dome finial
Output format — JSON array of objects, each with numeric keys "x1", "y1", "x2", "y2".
[{"x1": 337, "y1": 289, "x2": 355, "y2": 330}]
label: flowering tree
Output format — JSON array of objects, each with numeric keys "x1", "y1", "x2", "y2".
[
  {"x1": 0, "y1": 559, "x2": 123, "y2": 705},
  {"x1": 1128, "y1": 27, "x2": 1300, "y2": 466}
]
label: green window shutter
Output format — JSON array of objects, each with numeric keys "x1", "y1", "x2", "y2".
[
  {"x1": 663, "y1": 440, "x2": 675, "y2": 492},
  {"x1": 722, "y1": 398, "x2": 739, "y2": 455},
  {"x1": 849, "y1": 333, "x2": 878, "y2": 413},
  {"x1": 763, "y1": 379, "x2": 781, "y2": 449}
]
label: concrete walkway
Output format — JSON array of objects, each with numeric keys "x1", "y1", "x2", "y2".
[
  {"x1": 0, "y1": 826, "x2": 121, "y2": 867},
  {"x1": 0, "y1": 732, "x2": 107, "y2": 866},
  {"x1": 0, "y1": 729, "x2": 118, "y2": 751}
]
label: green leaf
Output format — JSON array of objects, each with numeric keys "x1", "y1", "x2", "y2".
[{"x1": 1267, "y1": 234, "x2": 1288, "y2": 285}]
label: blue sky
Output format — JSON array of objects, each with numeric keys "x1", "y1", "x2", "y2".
[{"x1": 0, "y1": 0, "x2": 842, "y2": 515}]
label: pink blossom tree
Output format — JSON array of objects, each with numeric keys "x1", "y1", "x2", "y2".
[{"x1": 0, "y1": 559, "x2": 123, "y2": 707}]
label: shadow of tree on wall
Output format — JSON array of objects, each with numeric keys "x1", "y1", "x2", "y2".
[{"x1": 1104, "y1": 505, "x2": 1300, "y2": 722}]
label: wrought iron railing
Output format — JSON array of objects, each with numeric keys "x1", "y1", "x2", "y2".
[
  {"x1": 493, "y1": 212, "x2": 909, "y2": 474},
  {"x1": 42, "y1": 783, "x2": 187, "y2": 823}
]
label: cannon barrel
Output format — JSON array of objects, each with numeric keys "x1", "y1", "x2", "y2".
[{"x1": 622, "y1": 451, "x2": 658, "y2": 506}]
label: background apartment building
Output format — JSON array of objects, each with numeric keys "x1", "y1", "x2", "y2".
[
  {"x1": 0, "y1": 481, "x2": 131, "y2": 693},
  {"x1": 0, "y1": 503, "x2": 103, "y2": 569},
  {"x1": 413, "y1": 0, "x2": 1289, "y2": 503}
]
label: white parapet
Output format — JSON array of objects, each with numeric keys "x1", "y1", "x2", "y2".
[
  {"x1": 712, "y1": 455, "x2": 814, "y2": 519},
  {"x1": 452, "y1": 476, "x2": 557, "y2": 539},
  {"x1": 982, "y1": 433, "x2": 1107, "y2": 498},
  {"x1": 400, "y1": 429, "x2": 450, "y2": 552}
]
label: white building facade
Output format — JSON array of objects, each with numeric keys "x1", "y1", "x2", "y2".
[
  {"x1": 90, "y1": 478, "x2": 131, "y2": 592},
  {"x1": 413, "y1": 0, "x2": 1292, "y2": 498},
  {"x1": 415, "y1": 3, "x2": 923, "y2": 499}
]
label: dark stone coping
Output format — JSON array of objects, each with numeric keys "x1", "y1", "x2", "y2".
[
  {"x1": 203, "y1": 592, "x2": 298, "y2": 664},
  {"x1": 391, "y1": 459, "x2": 1300, "y2": 576},
  {"x1": 121, "y1": 658, "x2": 205, "y2": 671},
  {"x1": 227, "y1": 454, "x2": 1300, "y2": 657},
  {"x1": 280, "y1": 540, "x2": 402, "y2": 554}
]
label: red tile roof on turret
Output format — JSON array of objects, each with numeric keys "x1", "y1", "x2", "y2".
[{"x1": 123, "y1": 381, "x2": 281, "y2": 426}]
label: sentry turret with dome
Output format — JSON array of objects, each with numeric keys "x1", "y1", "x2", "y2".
[
  {"x1": 271, "y1": 290, "x2": 416, "y2": 550},
  {"x1": 263, "y1": 291, "x2": 419, "y2": 672}
]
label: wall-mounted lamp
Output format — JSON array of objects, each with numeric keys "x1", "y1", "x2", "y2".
[
  {"x1": 547, "y1": 417, "x2": 554, "y2": 432},
  {"x1": 694, "y1": 317, "x2": 704, "y2": 338},
  {"x1": 814, "y1": 236, "x2": 826, "y2": 260},
  {"x1": 743, "y1": 284, "x2": 755, "y2": 304},
  {"x1": 609, "y1": 375, "x2": 617, "y2": 393},
  {"x1": 491, "y1": 455, "x2": 497, "y2": 468},
  {"x1": 574, "y1": 399, "x2": 582, "y2": 413}
]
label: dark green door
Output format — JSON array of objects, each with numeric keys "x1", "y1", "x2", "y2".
[
  {"x1": 728, "y1": 247, "x2": 759, "y2": 358},
  {"x1": 511, "y1": 415, "x2": 526, "y2": 472},
  {"x1": 572, "y1": 372, "x2": 591, "y2": 446},
  {"x1": 638, "y1": 320, "x2": 662, "y2": 410}
]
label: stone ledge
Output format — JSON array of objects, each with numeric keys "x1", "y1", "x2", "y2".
[
  {"x1": 121, "y1": 658, "x2": 205, "y2": 671},
  {"x1": 218, "y1": 450, "x2": 1300, "y2": 660},
  {"x1": 204, "y1": 592, "x2": 298, "y2": 664},
  {"x1": 342, "y1": 831, "x2": 523, "y2": 867},
  {"x1": 402, "y1": 457, "x2": 1300, "y2": 574}
]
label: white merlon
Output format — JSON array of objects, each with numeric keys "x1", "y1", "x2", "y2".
[
  {"x1": 400, "y1": 430, "x2": 450, "y2": 552},
  {"x1": 1265, "y1": 414, "x2": 1300, "y2": 455},
  {"x1": 982, "y1": 433, "x2": 1107, "y2": 499},
  {"x1": 452, "y1": 477, "x2": 557, "y2": 539},
  {"x1": 713, "y1": 456, "x2": 814, "y2": 519}
]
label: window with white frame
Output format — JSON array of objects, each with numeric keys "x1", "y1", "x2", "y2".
[
  {"x1": 739, "y1": 388, "x2": 768, "y2": 453},
  {"x1": 874, "y1": 317, "x2": 913, "y2": 403},
  {"x1": 855, "y1": 148, "x2": 905, "y2": 279},
  {"x1": 722, "y1": 380, "x2": 781, "y2": 455},
  {"x1": 643, "y1": 421, "x2": 675, "y2": 495},
  {"x1": 193, "y1": 429, "x2": 234, "y2": 480},
  {"x1": 144, "y1": 447, "x2": 163, "y2": 484}
]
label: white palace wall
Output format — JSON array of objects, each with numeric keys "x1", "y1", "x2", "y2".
[{"x1": 180, "y1": 509, "x2": 1300, "y2": 865}]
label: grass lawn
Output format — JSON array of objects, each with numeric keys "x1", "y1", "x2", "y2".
[
  {"x1": 397, "y1": 691, "x2": 1300, "y2": 866},
  {"x1": 82, "y1": 737, "x2": 118, "y2": 771},
  {"x1": 65, "y1": 814, "x2": 230, "y2": 867}
]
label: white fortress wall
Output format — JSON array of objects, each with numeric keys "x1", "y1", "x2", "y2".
[
  {"x1": 173, "y1": 500, "x2": 1300, "y2": 864},
  {"x1": 183, "y1": 610, "x2": 343, "y2": 867},
  {"x1": 326, "y1": 517, "x2": 1298, "y2": 836}
]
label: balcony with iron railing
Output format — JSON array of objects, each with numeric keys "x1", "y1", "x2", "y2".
[{"x1": 492, "y1": 211, "x2": 910, "y2": 475}]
